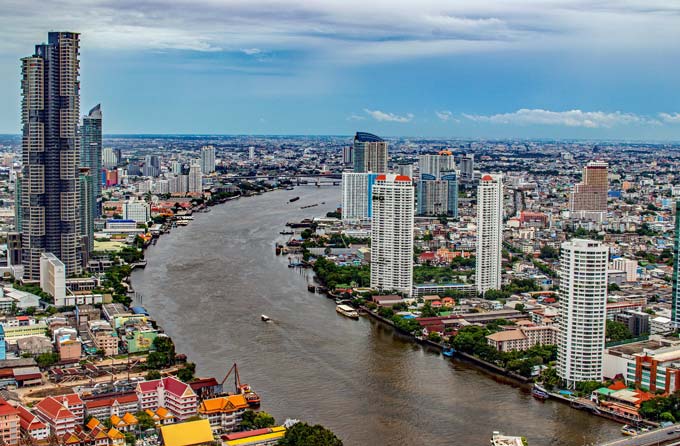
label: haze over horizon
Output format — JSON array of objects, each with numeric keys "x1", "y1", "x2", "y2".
[{"x1": 1, "y1": 1, "x2": 680, "y2": 140}]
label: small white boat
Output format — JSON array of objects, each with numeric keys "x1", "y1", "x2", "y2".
[
  {"x1": 336, "y1": 305, "x2": 359, "y2": 319},
  {"x1": 261, "y1": 315, "x2": 271, "y2": 322}
]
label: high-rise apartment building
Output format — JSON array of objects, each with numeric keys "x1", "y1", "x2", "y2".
[
  {"x1": 342, "y1": 146, "x2": 353, "y2": 165},
  {"x1": 417, "y1": 151, "x2": 458, "y2": 217},
  {"x1": 353, "y1": 132, "x2": 388, "y2": 173},
  {"x1": 13, "y1": 173, "x2": 22, "y2": 233},
  {"x1": 557, "y1": 239, "x2": 609, "y2": 389},
  {"x1": 188, "y1": 163, "x2": 203, "y2": 194},
  {"x1": 570, "y1": 161, "x2": 608, "y2": 214},
  {"x1": 102, "y1": 148, "x2": 117, "y2": 169},
  {"x1": 341, "y1": 172, "x2": 377, "y2": 221},
  {"x1": 143, "y1": 155, "x2": 160, "y2": 177},
  {"x1": 81, "y1": 104, "x2": 102, "y2": 218},
  {"x1": 419, "y1": 151, "x2": 456, "y2": 180},
  {"x1": 123, "y1": 199, "x2": 150, "y2": 223},
  {"x1": 171, "y1": 160, "x2": 182, "y2": 175},
  {"x1": 79, "y1": 168, "x2": 94, "y2": 254},
  {"x1": 672, "y1": 201, "x2": 680, "y2": 328},
  {"x1": 460, "y1": 154, "x2": 474, "y2": 182},
  {"x1": 200, "y1": 145, "x2": 216, "y2": 174},
  {"x1": 475, "y1": 174, "x2": 503, "y2": 295},
  {"x1": 397, "y1": 163, "x2": 413, "y2": 178},
  {"x1": 370, "y1": 174, "x2": 414, "y2": 296},
  {"x1": 21, "y1": 32, "x2": 81, "y2": 279}
]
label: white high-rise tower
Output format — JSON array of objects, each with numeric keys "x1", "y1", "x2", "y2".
[
  {"x1": 475, "y1": 174, "x2": 503, "y2": 295},
  {"x1": 557, "y1": 239, "x2": 609, "y2": 389},
  {"x1": 200, "y1": 145, "x2": 216, "y2": 174},
  {"x1": 370, "y1": 174, "x2": 414, "y2": 296}
]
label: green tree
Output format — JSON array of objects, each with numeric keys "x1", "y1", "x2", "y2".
[
  {"x1": 241, "y1": 410, "x2": 276, "y2": 430},
  {"x1": 278, "y1": 422, "x2": 343, "y2": 446},
  {"x1": 35, "y1": 352, "x2": 59, "y2": 368},
  {"x1": 135, "y1": 411, "x2": 156, "y2": 431},
  {"x1": 145, "y1": 370, "x2": 161, "y2": 380},
  {"x1": 606, "y1": 320, "x2": 633, "y2": 342}
]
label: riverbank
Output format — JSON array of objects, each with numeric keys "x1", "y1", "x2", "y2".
[{"x1": 130, "y1": 187, "x2": 621, "y2": 446}]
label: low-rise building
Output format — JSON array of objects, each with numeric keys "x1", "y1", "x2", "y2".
[
  {"x1": 136, "y1": 376, "x2": 198, "y2": 421},
  {"x1": 34, "y1": 396, "x2": 77, "y2": 437},
  {"x1": 0, "y1": 397, "x2": 20, "y2": 446},
  {"x1": 486, "y1": 326, "x2": 557, "y2": 352},
  {"x1": 198, "y1": 394, "x2": 249, "y2": 433}
]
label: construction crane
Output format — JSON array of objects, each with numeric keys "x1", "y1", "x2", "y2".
[{"x1": 219, "y1": 363, "x2": 261, "y2": 407}]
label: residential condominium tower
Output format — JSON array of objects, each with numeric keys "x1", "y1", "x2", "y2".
[
  {"x1": 21, "y1": 31, "x2": 81, "y2": 279},
  {"x1": 341, "y1": 172, "x2": 377, "y2": 221},
  {"x1": 201, "y1": 145, "x2": 216, "y2": 174},
  {"x1": 570, "y1": 160, "x2": 609, "y2": 214},
  {"x1": 353, "y1": 132, "x2": 388, "y2": 173},
  {"x1": 370, "y1": 174, "x2": 414, "y2": 296},
  {"x1": 475, "y1": 174, "x2": 503, "y2": 295},
  {"x1": 557, "y1": 239, "x2": 609, "y2": 389},
  {"x1": 672, "y1": 201, "x2": 680, "y2": 328},
  {"x1": 81, "y1": 104, "x2": 102, "y2": 218}
]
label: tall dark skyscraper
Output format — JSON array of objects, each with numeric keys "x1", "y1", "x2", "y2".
[
  {"x1": 79, "y1": 167, "x2": 94, "y2": 255},
  {"x1": 353, "y1": 132, "x2": 388, "y2": 173},
  {"x1": 81, "y1": 104, "x2": 102, "y2": 219},
  {"x1": 21, "y1": 32, "x2": 81, "y2": 279}
]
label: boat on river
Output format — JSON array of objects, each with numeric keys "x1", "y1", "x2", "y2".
[
  {"x1": 261, "y1": 315, "x2": 270, "y2": 322},
  {"x1": 532, "y1": 385, "x2": 550, "y2": 401},
  {"x1": 289, "y1": 196, "x2": 300, "y2": 203},
  {"x1": 336, "y1": 304, "x2": 359, "y2": 319},
  {"x1": 442, "y1": 348, "x2": 455, "y2": 357}
]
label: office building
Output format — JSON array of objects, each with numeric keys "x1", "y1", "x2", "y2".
[
  {"x1": 570, "y1": 161, "x2": 609, "y2": 214},
  {"x1": 143, "y1": 155, "x2": 160, "y2": 177},
  {"x1": 370, "y1": 174, "x2": 414, "y2": 296},
  {"x1": 81, "y1": 104, "x2": 102, "y2": 218},
  {"x1": 79, "y1": 168, "x2": 94, "y2": 254},
  {"x1": 123, "y1": 199, "x2": 150, "y2": 223},
  {"x1": 188, "y1": 163, "x2": 203, "y2": 194},
  {"x1": 353, "y1": 132, "x2": 388, "y2": 173},
  {"x1": 557, "y1": 239, "x2": 609, "y2": 389},
  {"x1": 40, "y1": 252, "x2": 67, "y2": 307},
  {"x1": 102, "y1": 147, "x2": 117, "y2": 169},
  {"x1": 673, "y1": 201, "x2": 680, "y2": 328},
  {"x1": 201, "y1": 145, "x2": 216, "y2": 174},
  {"x1": 341, "y1": 172, "x2": 378, "y2": 221},
  {"x1": 476, "y1": 174, "x2": 503, "y2": 295},
  {"x1": 21, "y1": 32, "x2": 81, "y2": 279}
]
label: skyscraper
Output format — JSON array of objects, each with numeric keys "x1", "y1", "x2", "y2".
[
  {"x1": 79, "y1": 168, "x2": 94, "y2": 254},
  {"x1": 419, "y1": 151, "x2": 456, "y2": 180},
  {"x1": 475, "y1": 174, "x2": 503, "y2": 295},
  {"x1": 417, "y1": 151, "x2": 458, "y2": 217},
  {"x1": 200, "y1": 145, "x2": 216, "y2": 174},
  {"x1": 353, "y1": 132, "x2": 388, "y2": 173},
  {"x1": 370, "y1": 174, "x2": 414, "y2": 296},
  {"x1": 188, "y1": 163, "x2": 203, "y2": 194},
  {"x1": 81, "y1": 104, "x2": 102, "y2": 218},
  {"x1": 341, "y1": 172, "x2": 377, "y2": 221},
  {"x1": 21, "y1": 32, "x2": 81, "y2": 279},
  {"x1": 672, "y1": 201, "x2": 680, "y2": 328},
  {"x1": 143, "y1": 155, "x2": 160, "y2": 177},
  {"x1": 460, "y1": 154, "x2": 474, "y2": 182},
  {"x1": 557, "y1": 239, "x2": 609, "y2": 389},
  {"x1": 102, "y1": 147, "x2": 117, "y2": 169},
  {"x1": 570, "y1": 161, "x2": 609, "y2": 214},
  {"x1": 342, "y1": 146, "x2": 353, "y2": 165}
]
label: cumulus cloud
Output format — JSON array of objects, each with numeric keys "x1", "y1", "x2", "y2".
[
  {"x1": 435, "y1": 110, "x2": 460, "y2": 123},
  {"x1": 659, "y1": 112, "x2": 680, "y2": 124},
  {"x1": 241, "y1": 48, "x2": 263, "y2": 56},
  {"x1": 462, "y1": 108, "x2": 654, "y2": 128},
  {"x1": 364, "y1": 109, "x2": 414, "y2": 123}
]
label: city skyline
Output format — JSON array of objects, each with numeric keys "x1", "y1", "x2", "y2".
[{"x1": 0, "y1": 1, "x2": 680, "y2": 139}]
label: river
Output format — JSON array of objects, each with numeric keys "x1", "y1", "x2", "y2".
[{"x1": 131, "y1": 186, "x2": 621, "y2": 446}]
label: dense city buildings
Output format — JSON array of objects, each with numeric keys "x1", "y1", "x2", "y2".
[
  {"x1": 557, "y1": 239, "x2": 609, "y2": 389},
  {"x1": 417, "y1": 151, "x2": 458, "y2": 217},
  {"x1": 20, "y1": 31, "x2": 81, "y2": 279},
  {"x1": 353, "y1": 132, "x2": 387, "y2": 173},
  {"x1": 370, "y1": 174, "x2": 414, "y2": 296},
  {"x1": 475, "y1": 174, "x2": 503, "y2": 295},
  {"x1": 673, "y1": 200, "x2": 680, "y2": 329}
]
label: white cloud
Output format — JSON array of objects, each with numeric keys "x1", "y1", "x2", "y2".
[
  {"x1": 659, "y1": 112, "x2": 680, "y2": 124},
  {"x1": 347, "y1": 114, "x2": 365, "y2": 121},
  {"x1": 364, "y1": 109, "x2": 414, "y2": 123},
  {"x1": 462, "y1": 108, "x2": 653, "y2": 128},
  {"x1": 241, "y1": 48, "x2": 263, "y2": 56},
  {"x1": 0, "y1": 0, "x2": 679, "y2": 62},
  {"x1": 435, "y1": 110, "x2": 460, "y2": 123}
]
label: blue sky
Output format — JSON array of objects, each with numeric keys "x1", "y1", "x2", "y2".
[{"x1": 1, "y1": 0, "x2": 680, "y2": 139}]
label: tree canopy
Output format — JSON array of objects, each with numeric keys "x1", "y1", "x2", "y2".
[{"x1": 278, "y1": 422, "x2": 343, "y2": 446}]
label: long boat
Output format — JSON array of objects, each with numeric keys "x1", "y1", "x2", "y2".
[{"x1": 336, "y1": 304, "x2": 359, "y2": 319}]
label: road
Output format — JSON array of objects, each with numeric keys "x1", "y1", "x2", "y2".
[{"x1": 599, "y1": 426, "x2": 680, "y2": 446}]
